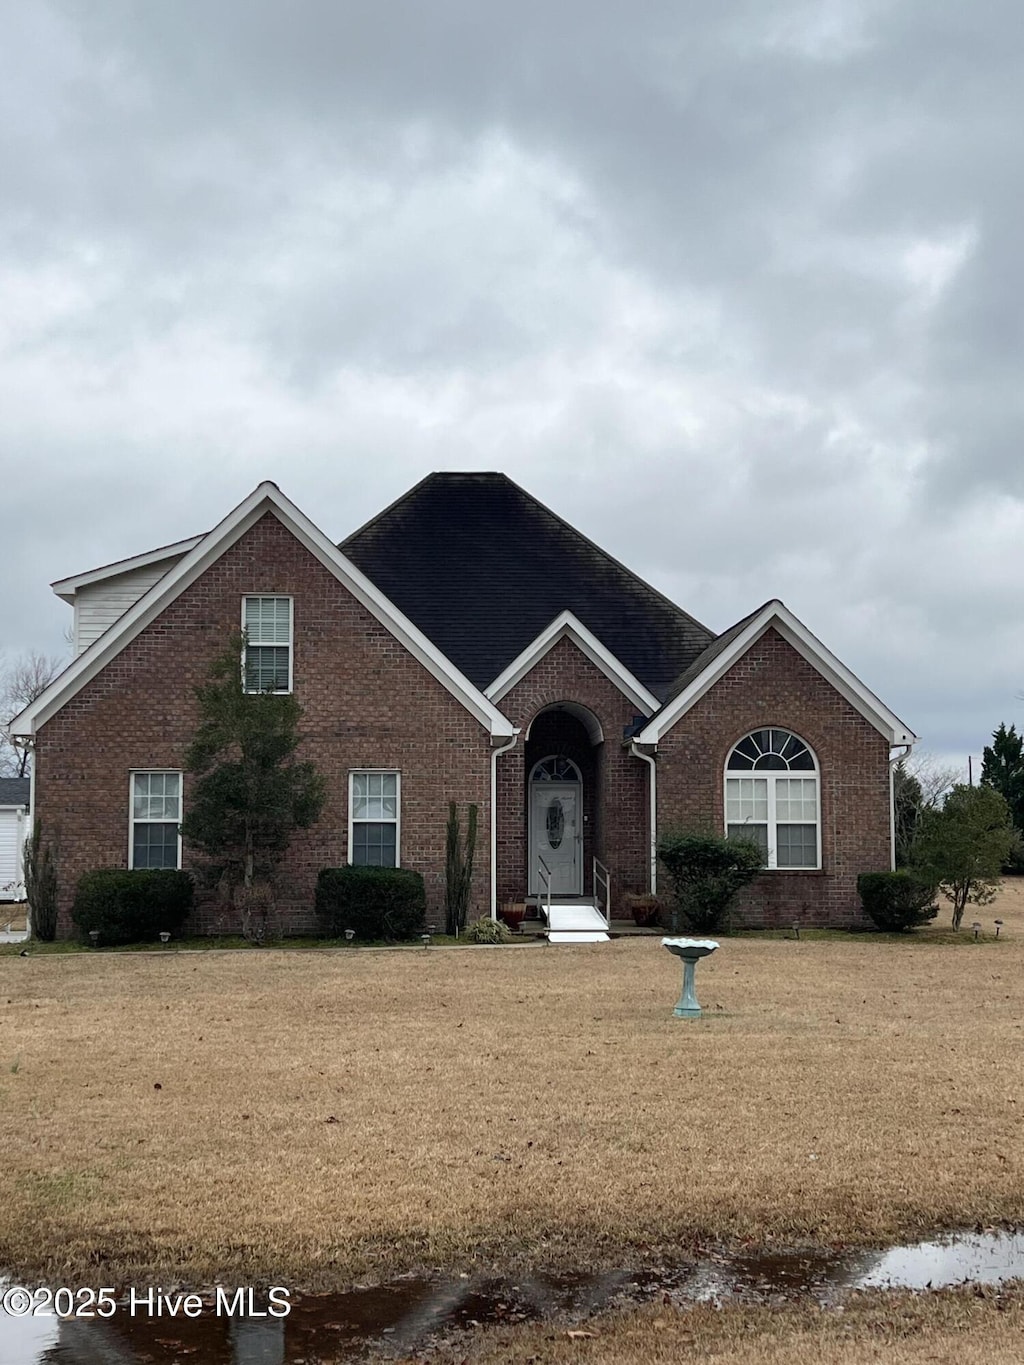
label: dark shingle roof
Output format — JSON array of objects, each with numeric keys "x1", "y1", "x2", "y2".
[
  {"x1": 341, "y1": 473, "x2": 715, "y2": 699},
  {"x1": 0, "y1": 778, "x2": 29, "y2": 807},
  {"x1": 660, "y1": 603, "x2": 772, "y2": 705}
]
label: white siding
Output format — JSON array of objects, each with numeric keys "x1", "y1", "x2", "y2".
[
  {"x1": 0, "y1": 808, "x2": 26, "y2": 899},
  {"x1": 73, "y1": 559, "x2": 184, "y2": 655}
]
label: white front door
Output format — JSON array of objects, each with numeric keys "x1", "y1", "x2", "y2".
[{"x1": 529, "y1": 782, "x2": 582, "y2": 896}]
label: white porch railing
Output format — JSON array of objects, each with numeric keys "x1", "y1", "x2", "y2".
[
  {"x1": 536, "y1": 854, "x2": 553, "y2": 922},
  {"x1": 593, "y1": 857, "x2": 611, "y2": 926}
]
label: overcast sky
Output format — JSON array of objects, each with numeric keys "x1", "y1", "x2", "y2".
[{"x1": 3, "y1": 0, "x2": 1023, "y2": 770}]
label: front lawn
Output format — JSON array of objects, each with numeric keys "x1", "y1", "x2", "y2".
[{"x1": 0, "y1": 885, "x2": 1021, "y2": 1290}]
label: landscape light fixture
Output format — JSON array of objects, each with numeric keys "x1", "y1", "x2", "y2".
[
  {"x1": 89, "y1": 930, "x2": 100, "y2": 948},
  {"x1": 972, "y1": 921, "x2": 982, "y2": 941},
  {"x1": 344, "y1": 928, "x2": 355, "y2": 943},
  {"x1": 792, "y1": 921, "x2": 800, "y2": 941},
  {"x1": 159, "y1": 931, "x2": 171, "y2": 945},
  {"x1": 995, "y1": 919, "x2": 1004, "y2": 938},
  {"x1": 421, "y1": 933, "x2": 432, "y2": 949}
]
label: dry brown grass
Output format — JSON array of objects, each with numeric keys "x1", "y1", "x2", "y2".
[
  {"x1": 0, "y1": 885, "x2": 1022, "y2": 1288},
  {"x1": 418, "y1": 1285, "x2": 1024, "y2": 1365}
]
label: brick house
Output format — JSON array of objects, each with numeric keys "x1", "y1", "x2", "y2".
[{"x1": 11, "y1": 474, "x2": 916, "y2": 935}]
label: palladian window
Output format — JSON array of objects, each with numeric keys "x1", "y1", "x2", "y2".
[{"x1": 725, "y1": 729, "x2": 820, "y2": 869}]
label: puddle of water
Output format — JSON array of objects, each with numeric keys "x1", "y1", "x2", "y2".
[
  {"x1": 1, "y1": 1230, "x2": 1021, "y2": 1363},
  {"x1": 854, "y1": 1229, "x2": 1024, "y2": 1291}
]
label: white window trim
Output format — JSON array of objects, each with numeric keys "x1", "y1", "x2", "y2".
[
  {"x1": 347, "y1": 770, "x2": 402, "y2": 868},
  {"x1": 241, "y1": 595, "x2": 294, "y2": 695},
  {"x1": 724, "y1": 734, "x2": 822, "y2": 871},
  {"x1": 128, "y1": 769, "x2": 183, "y2": 870}
]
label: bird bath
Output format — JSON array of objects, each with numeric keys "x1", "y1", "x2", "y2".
[{"x1": 662, "y1": 937, "x2": 719, "y2": 1018}]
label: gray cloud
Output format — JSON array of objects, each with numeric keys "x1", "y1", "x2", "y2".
[{"x1": 2, "y1": 0, "x2": 1024, "y2": 761}]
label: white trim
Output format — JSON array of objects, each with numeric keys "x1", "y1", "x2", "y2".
[
  {"x1": 638, "y1": 600, "x2": 917, "y2": 746},
  {"x1": 524, "y1": 701, "x2": 604, "y2": 746},
  {"x1": 486, "y1": 610, "x2": 659, "y2": 715},
  {"x1": 128, "y1": 769, "x2": 183, "y2": 871},
  {"x1": 242, "y1": 595, "x2": 294, "y2": 695},
  {"x1": 52, "y1": 536, "x2": 205, "y2": 602},
  {"x1": 347, "y1": 769, "x2": 401, "y2": 868},
  {"x1": 13, "y1": 482, "x2": 516, "y2": 740}
]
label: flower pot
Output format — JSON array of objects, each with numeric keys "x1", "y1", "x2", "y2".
[
  {"x1": 498, "y1": 902, "x2": 527, "y2": 933},
  {"x1": 624, "y1": 893, "x2": 661, "y2": 928}
]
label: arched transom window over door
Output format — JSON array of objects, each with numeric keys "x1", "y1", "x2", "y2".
[{"x1": 725, "y1": 729, "x2": 820, "y2": 869}]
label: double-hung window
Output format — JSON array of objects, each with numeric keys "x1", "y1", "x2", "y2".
[
  {"x1": 725, "y1": 729, "x2": 820, "y2": 869},
  {"x1": 243, "y1": 596, "x2": 293, "y2": 693},
  {"x1": 130, "y1": 771, "x2": 182, "y2": 869},
  {"x1": 349, "y1": 771, "x2": 400, "y2": 867}
]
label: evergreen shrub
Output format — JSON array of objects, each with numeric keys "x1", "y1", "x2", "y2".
[
  {"x1": 316, "y1": 866, "x2": 426, "y2": 941},
  {"x1": 657, "y1": 831, "x2": 764, "y2": 933},
  {"x1": 71, "y1": 869, "x2": 195, "y2": 945},
  {"x1": 857, "y1": 870, "x2": 938, "y2": 932}
]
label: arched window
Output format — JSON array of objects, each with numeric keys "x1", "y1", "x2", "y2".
[
  {"x1": 531, "y1": 755, "x2": 582, "y2": 782},
  {"x1": 725, "y1": 729, "x2": 820, "y2": 869}
]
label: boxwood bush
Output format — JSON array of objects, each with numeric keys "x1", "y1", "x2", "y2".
[
  {"x1": 71, "y1": 869, "x2": 195, "y2": 945},
  {"x1": 316, "y1": 866, "x2": 426, "y2": 941},
  {"x1": 856, "y1": 870, "x2": 938, "y2": 932}
]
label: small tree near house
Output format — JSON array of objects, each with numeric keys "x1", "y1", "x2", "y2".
[
  {"x1": 180, "y1": 634, "x2": 325, "y2": 941},
  {"x1": 911, "y1": 783, "x2": 1019, "y2": 931}
]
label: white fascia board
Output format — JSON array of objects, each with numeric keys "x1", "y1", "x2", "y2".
[
  {"x1": 637, "y1": 600, "x2": 918, "y2": 747},
  {"x1": 51, "y1": 536, "x2": 206, "y2": 603},
  {"x1": 485, "y1": 609, "x2": 659, "y2": 715},
  {"x1": 14, "y1": 482, "x2": 514, "y2": 739}
]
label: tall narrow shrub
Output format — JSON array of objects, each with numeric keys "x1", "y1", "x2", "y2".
[
  {"x1": 23, "y1": 818, "x2": 59, "y2": 941},
  {"x1": 445, "y1": 801, "x2": 478, "y2": 935}
]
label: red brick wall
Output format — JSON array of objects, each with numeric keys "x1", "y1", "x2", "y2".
[
  {"x1": 35, "y1": 513, "x2": 494, "y2": 936},
  {"x1": 495, "y1": 636, "x2": 650, "y2": 906},
  {"x1": 655, "y1": 627, "x2": 892, "y2": 927}
]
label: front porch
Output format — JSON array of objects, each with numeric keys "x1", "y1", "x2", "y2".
[{"x1": 495, "y1": 699, "x2": 652, "y2": 917}]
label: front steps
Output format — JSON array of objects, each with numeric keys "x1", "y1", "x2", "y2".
[{"x1": 531, "y1": 897, "x2": 610, "y2": 943}]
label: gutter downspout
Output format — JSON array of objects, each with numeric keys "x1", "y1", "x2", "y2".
[
  {"x1": 889, "y1": 742, "x2": 913, "y2": 871},
  {"x1": 22, "y1": 736, "x2": 35, "y2": 932},
  {"x1": 630, "y1": 740, "x2": 657, "y2": 894},
  {"x1": 490, "y1": 730, "x2": 520, "y2": 919}
]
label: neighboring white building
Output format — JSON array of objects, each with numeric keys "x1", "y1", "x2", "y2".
[{"x1": 0, "y1": 778, "x2": 30, "y2": 903}]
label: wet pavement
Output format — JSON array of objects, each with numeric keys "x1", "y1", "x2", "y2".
[{"x1": 1, "y1": 1229, "x2": 1022, "y2": 1363}]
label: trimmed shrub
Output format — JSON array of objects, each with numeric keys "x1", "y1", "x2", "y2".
[
  {"x1": 71, "y1": 869, "x2": 195, "y2": 945},
  {"x1": 857, "y1": 870, "x2": 938, "y2": 932},
  {"x1": 464, "y1": 915, "x2": 512, "y2": 944},
  {"x1": 316, "y1": 866, "x2": 426, "y2": 941},
  {"x1": 658, "y1": 831, "x2": 765, "y2": 933}
]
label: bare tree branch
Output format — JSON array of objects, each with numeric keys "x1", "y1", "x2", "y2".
[
  {"x1": 903, "y1": 750, "x2": 959, "y2": 810},
  {"x1": 0, "y1": 651, "x2": 65, "y2": 778}
]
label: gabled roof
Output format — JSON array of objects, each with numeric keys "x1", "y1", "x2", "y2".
[
  {"x1": 486, "y1": 610, "x2": 660, "y2": 714},
  {"x1": 637, "y1": 599, "x2": 917, "y2": 747},
  {"x1": 13, "y1": 483, "x2": 515, "y2": 740},
  {"x1": 0, "y1": 778, "x2": 29, "y2": 808},
  {"x1": 51, "y1": 535, "x2": 206, "y2": 602},
  {"x1": 341, "y1": 473, "x2": 715, "y2": 699}
]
